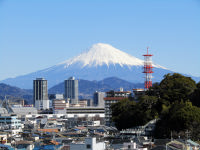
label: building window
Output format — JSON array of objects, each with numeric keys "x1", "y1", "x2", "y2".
[
  {"x1": 86, "y1": 144, "x2": 91, "y2": 149},
  {"x1": 128, "y1": 145, "x2": 131, "y2": 149}
]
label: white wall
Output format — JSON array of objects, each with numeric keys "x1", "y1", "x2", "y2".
[{"x1": 70, "y1": 137, "x2": 105, "y2": 150}]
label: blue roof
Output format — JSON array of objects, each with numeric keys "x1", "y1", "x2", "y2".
[
  {"x1": 96, "y1": 129, "x2": 105, "y2": 132},
  {"x1": 73, "y1": 129, "x2": 80, "y2": 131},
  {"x1": 34, "y1": 145, "x2": 62, "y2": 150},
  {"x1": 23, "y1": 131, "x2": 30, "y2": 134},
  {"x1": 0, "y1": 144, "x2": 14, "y2": 150},
  {"x1": 32, "y1": 134, "x2": 39, "y2": 137}
]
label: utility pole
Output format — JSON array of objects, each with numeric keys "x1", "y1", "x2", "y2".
[
  {"x1": 185, "y1": 130, "x2": 190, "y2": 150},
  {"x1": 170, "y1": 131, "x2": 173, "y2": 141}
]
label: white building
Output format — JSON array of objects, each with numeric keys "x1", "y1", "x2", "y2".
[
  {"x1": 70, "y1": 137, "x2": 105, "y2": 150},
  {"x1": 0, "y1": 115, "x2": 22, "y2": 135},
  {"x1": 123, "y1": 141, "x2": 147, "y2": 150},
  {"x1": 93, "y1": 92, "x2": 105, "y2": 107},
  {"x1": 11, "y1": 105, "x2": 38, "y2": 115}
]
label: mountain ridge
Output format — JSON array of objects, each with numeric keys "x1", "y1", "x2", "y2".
[
  {"x1": 49, "y1": 77, "x2": 143, "y2": 99},
  {"x1": 1, "y1": 43, "x2": 199, "y2": 89},
  {"x1": 56, "y1": 43, "x2": 166, "y2": 69},
  {"x1": 0, "y1": 77, "x2": 143, "y2": 102},
  {"x1": 0, "y1": 83, "x2": 33, "y2": 103}
]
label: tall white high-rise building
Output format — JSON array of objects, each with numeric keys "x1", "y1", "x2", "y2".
[
  {"x1": 33, "y1": 78, "x2": 49, "y2": 110},
  {"x1": 64, "y1": 77, "x2": 78, "y2": 104}
]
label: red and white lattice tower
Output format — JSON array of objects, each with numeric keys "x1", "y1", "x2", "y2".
[{"x1": 143, "y1": 47, "x2": 153, "y2": 89}]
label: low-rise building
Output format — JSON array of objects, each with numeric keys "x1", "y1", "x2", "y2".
[
  {"x1": 0, "y1": 132, "x2": 7, "y2": 144},
  {"x1": 166, "y1": 139, "x2": 200, "y2": 150},
  {"x1": 0, "y1": 114, "x2": 22, "y2": 135},
  {"x1": 70, "y1": 137, "x2": 105, "y2": 150},
  {"x1": 78, "y1": 100, "x2": 88, "y2": 107},
  {"x1": 49, "y1": 94, "x2": 64, "y2": 100},
  {"x1": 66, "y1": 107, "x2": 104, "y2": 116},
  {"x1": 123, "y1": 141, "x2": 148, "y2": 150},
  {"x1": 11, "y1": 105, "x2": 38, "y2": 115},
  {"x1": 53, "y1": 99, "x2": 69, "y2": 114},
  {"x1": 133, "y1": 88, "x2": 145, "y2": 100}
]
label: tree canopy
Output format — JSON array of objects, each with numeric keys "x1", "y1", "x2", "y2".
[
  {"x1": 111, "y1": 73, "x2": 200, "y2": 140},
  {"x1": 191, "y1": 82, "x2": 200, "y2": 107},
  {"x1": 148, "y1": 73, "x2": 196, "y2": 103},
  {"x1": 154, "y1": 101, "x2": 200, "y2": 139}
]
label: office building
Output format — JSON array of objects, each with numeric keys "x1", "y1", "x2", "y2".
[
  {"x1": 93, "y1": 92, "x2": 105, "y2": 107},
  {"x1": 104, "y1": 90, "x2": 131, "y2": 126},
  {"x1": 33, "y1": 78, "x2": 49, "y2": 110},
  {"x1": 64, "y1": 77, "x2": 78, "y2": 104}
]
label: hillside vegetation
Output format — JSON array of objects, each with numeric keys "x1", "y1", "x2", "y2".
[{"x1": 111, "y1": 73, "x2": 200, "y2": 140}]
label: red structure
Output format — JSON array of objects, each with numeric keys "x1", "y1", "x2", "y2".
[{"x1": 143, "y1": 47, "x2": 153, "y2": 89}]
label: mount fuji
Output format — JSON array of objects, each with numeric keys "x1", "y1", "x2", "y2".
[{"x1": 1, "y1": 43, "x2": 179, "y2": 89}]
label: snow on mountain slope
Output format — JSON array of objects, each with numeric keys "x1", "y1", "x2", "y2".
[
  {"x1": 57, "y1": 43, "x2": 166, "y2": 69},
  {"x1": 1, "y1": 43, "x2": 174, "y2": 89}
]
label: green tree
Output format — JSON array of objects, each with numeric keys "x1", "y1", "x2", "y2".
[
  {"x1": 111, "y1": 73, "x2": 200, "y2": 140},
  {"x1": 154, "y1": 101, "x2": 200, "y2": 140},
  {"x1": 111, "y1": 99, "x2": 136, "y2": 130},
  {"x1": 191, "y1": 82, "x2": 200, "y2": 107},
  {"x1": 159, "y1": 73, "x2": 196, "y2": 103},
  {"x1": 111, "y1": 96, "x2": 159, "y2": 130}
]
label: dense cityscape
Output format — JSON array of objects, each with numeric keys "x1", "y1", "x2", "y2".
[
  {"x1": 1, "y1": 1, "x2": 200, "y2": 150},
  {"x1": 0, "y1": 47, "x2": 200, "y2": 150}
]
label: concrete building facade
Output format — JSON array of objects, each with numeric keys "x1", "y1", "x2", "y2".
[
  {"x1": 33, "y1": 78, "x2": 49, "y2": 110},
  {"x1": 53, "y1": 99, "x2": 69, "y2": 114},
  {"x1": 64, "y1": 77, "x2": 78, "y2": 104},
  {"x1": 0, "y1": 115, "x2": 22, "y2": 135},
  {"x1": 104, "y1": 90, "x2": 131, "y2": 126},
  {"x1": 93, "y1": 92, "x2": 105, "y2": 107},
  {"x1": 70, "y1": 137, "x2": 105, "y2": 150}
]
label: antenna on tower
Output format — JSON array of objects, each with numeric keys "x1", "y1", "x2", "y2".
[{"x1": 143, "y1": 47, "x2": 154, "y2": 90}]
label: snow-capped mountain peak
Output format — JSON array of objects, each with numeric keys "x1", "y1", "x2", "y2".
[
  {"x1": 60, "y1": 43, "x2": 162, "y2": 68},
  {"x1": 1, "y1": 43, "x2": 174, "y2": 89}
]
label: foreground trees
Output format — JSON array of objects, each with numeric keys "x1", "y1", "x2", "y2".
[
  {"x1": 154, "y1": 101, "x2": 200, "y2": 139},
  {"x1": 191, "y1": 82, "x2": 200, "y2": 107},
  {"x1": 111, "y1": 73, "x2": 200, "y2": 140},
  {"x1": 111, "y1": 97, "x2": 157, "y2": 130},
  {"x1": 148, "y1": 73, "x2": 197, "y2": 102}
]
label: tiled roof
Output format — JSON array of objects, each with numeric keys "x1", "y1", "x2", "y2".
[
  {"x1": 76, "y1": 126, "x2": 86, "y2": 130},
  {"x1": 104, "y1": 97, "x2": 128, "y2": 100},
  {"x1": 37, "y1": 128, "x2": 59, "y2": 133}
]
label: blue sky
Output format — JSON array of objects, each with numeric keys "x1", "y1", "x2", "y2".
[{"x1": 0, "y1": 0, "x2": 200, "y2": 81}]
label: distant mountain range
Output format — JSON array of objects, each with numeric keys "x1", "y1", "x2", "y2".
[
  {"x1": 0, "y1": 43, "x2": 180, "y2": 89},
  {"x1": 0, "y1": 83, "x2": 33, "y2": 103},
  {"x1": 49, "y1": 77, "x2": 143, "y2": 99},
  {"x1": 1, "y1": 43, "x2": 199, "y2": 89},
  {"x1": 0, "y1": 77, "x2": 143, "y2": 103}
]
